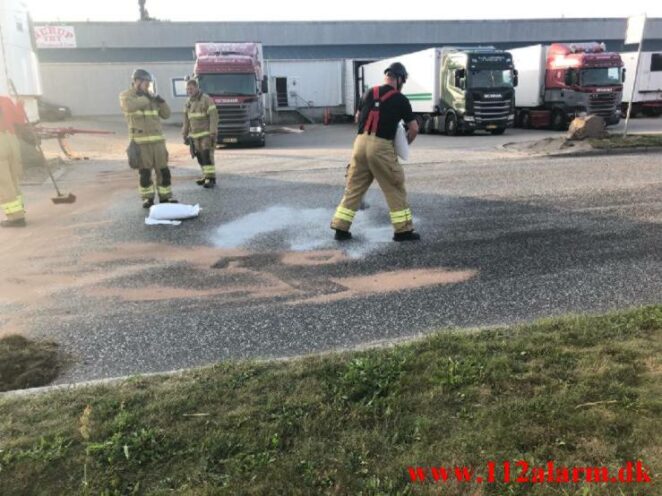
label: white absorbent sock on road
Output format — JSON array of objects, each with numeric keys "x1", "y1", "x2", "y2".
[
  {"x1": 394, "y1": 121, "x2": 409, "y2": 161},
  {"x1": 145, "y1": 203, "x2": 201, "y2": 226}
]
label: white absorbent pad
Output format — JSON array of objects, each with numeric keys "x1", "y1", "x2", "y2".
[
  {"x1": 394, "y1": 121, "x2": 410, "y2": 161},
  {"x1": 145, "y1": 203, "x2": 200, "y2": 226}
]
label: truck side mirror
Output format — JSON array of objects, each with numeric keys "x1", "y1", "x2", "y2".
[
  {"x1": 261, "y1": 76, "x2": 268, "y2": 93},
  {"x1": 622, "y1": 68, "x2": 626, "y2": 83},
  {"x1": 513, "y1": 69, "x2": 519, "y2": 87}
]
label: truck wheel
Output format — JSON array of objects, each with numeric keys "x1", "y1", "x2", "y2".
[
  {"x1": 490, "y1": 128, "x2": 506, "y2": 135},
  {"x1": 551, "y1": 110, "x2": 567, "y2": 131},
  {"x1": 422, "y1": 115, "x2": 434, "y2": 134},
  {"x1": 415, "y1": 115, "x2": 425, "y2": 134},
  {"x1": 520, "y1": 112, "x2": 531, "y2": 129},
  {"x1": 445, "y1": 114, "x2": 458, "y2": 136}
]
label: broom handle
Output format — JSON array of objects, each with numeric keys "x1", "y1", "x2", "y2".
[{"x1": 36, "y1": 143, "x2": 63, "y2": 197}]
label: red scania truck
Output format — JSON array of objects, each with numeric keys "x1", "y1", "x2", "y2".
[
  {"x1": 193, "y1": 42, "x2": 268, "y2": 146},
  {"x1": 511, "y1": 43, "x2": 624, "y2": 130}
]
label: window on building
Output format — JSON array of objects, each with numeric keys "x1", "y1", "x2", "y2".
[
  {"x1": 651, "y1": 54, "x2": 662, "y2": 72},
  {"x1": 172, "y1": 79, "x2": 188, "y2": 98}
]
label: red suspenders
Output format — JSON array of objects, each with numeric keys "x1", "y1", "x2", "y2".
[{"x1": 363, "y1": 86, "x2": 398, "y2": 135}]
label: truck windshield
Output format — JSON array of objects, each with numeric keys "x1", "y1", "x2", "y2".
[
  {"x1": 198, "y1": 74, "x2": 257, "y2": 96},
  {"x1": 580, "y1": 68, "x2": 621, "y2": 86},
  {"x1": 469, "y1": 69, "x2": 514, "y2": 88}
]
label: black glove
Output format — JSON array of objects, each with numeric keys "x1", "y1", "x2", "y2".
[
  {"x1": 153, "y1": 95, "x2": 165, "y2": 104},
  {"x1": 183, "y1": 136, "x2": 191, "y2": 145}
]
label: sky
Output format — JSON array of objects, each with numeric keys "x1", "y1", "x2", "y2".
[{"x1": 25, "y1": 0, "x2": 662, "y2": 23}]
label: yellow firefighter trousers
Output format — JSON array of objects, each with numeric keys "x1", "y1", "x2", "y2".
[
  {"x1": 193, "y1": 136, "x2": 215, "y2": 179},
  {"x1": 331, "y1": 133, "x2": 414, "y2": 233},
  {"x1": 0, "y1": 132, "x2": 25, "y2": 221},
  {"x1": 137, "y1": 141, "x2": 173, "y2": 200}
]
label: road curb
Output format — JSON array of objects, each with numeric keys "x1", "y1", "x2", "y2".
[{"x1": 500, "y1": 143, "x2": 662, "y2": 159}]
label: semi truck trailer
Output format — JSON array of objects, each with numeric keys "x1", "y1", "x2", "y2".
[
  {"x1": 360, "y1": 47, "x2": 517, "y2": 136},
  {"x1": 620, "y1": 51, "x2": 662, "y2": 117}
]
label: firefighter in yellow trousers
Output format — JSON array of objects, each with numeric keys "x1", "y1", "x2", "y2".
[
  {"x1": 183, "y1": 79, "x2": 219, "y2": 188},
  {"x1": 331, "y1": 62, "x2": 420, "y2": 241},
  {"x1": 120, "y1": 69, "x2": 177, "y2": 208},
  {"x1": 0, "y1": 97, "x2": 25, "y2": 228}
]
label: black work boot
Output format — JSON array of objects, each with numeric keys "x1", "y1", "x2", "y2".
[
  {"x1": 393, "y1": 230, "x2": 421, "y2": 242},
  {"x1": 195, "y1": 177, "x2": 206, "y2": 186},
  {"x1": 142, "y1": 198, "x2": 154, "y2": 209},
  {"x1": 0, "y1": 218, "x2": 26, "y2": 228},
  {"x1": 334, "y1": 228, "x2": 352, "y2": 241},
  {"x1": 203, "y1": 178, "x2": 216, "y2": 189},
  {"x1": 160, "y1": 198, "x2": 179, "y2": 204}
]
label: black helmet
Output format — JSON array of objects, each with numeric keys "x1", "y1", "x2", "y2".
[
  {"x1": 132, "y1": 68, "x2": 153, "y2": 82},
  {"x1": 384, "y1": 62, "x2": 408, "y2": 82}
]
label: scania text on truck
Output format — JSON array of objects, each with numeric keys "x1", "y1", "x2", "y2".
[
  {"x1": 510, "y1": 43, "x2": 624, "y2": 130},
  {"x1": 621, "y1": 51, "x2": 662, "y2": 117},
  {"x1": 193, "y1": 42, "x2": 268, "y2": 146},
  {"x1": 360, "y1": 47, "x2": 517, "y2": 136}
]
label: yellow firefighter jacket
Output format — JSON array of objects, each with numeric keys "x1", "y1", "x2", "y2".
[
  {"x1": 119, "y1": 87, "x2": 171, "y2": 144},
  {"x1": 183, "y1": 92, "x2": 219, "y2": 140}
]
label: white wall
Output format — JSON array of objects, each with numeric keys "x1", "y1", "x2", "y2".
[
  {"x1": 39, "y1": 62, "x2": 192, "y2": 118},
  {"x1": 266, "y1": 60, "x2": 343, "y2": 108},
  {"x1": 40, "y1": 59, "x2": 344, "y2": 118}
]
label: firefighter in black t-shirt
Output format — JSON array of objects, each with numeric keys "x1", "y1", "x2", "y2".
[{"x1": 331, "y1": 62, "x2": 420, "y2": 241}]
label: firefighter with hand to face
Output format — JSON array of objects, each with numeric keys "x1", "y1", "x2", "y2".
[
  {"x1": 182, "y1": 79, "x2": 218, "y2": 188},
  {"x1": 331, "y1": 62, "x2": 420, "y2": 242},
  {"x1": 119, "y1": 69, "x2": 177, "y2": 208}
]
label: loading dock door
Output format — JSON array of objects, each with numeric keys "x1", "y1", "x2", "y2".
[{"x1": 276, "y1": 77, "x2": 289, "y2": 107}]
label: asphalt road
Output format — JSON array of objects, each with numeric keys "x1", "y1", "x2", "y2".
[{"x1": 4, "y1": 118, "x2": 662, "y2": 384}]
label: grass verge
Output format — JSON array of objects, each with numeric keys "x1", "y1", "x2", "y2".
[
  {"x1": 1, "y1": 307, "x2": 660, "y2": 495},
  {"x1": 589, "y1": 133, "x2": 662, "y2": 149},
  {"x1": 0, "y1": 335, "x2": 63, "y2": 392}
]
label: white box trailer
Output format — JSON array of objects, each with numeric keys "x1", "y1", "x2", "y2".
[
  {"x1": 0, "y1": 0, "x2": 42, "y2": 122},
  {"x1": 621, "y1": 51, "x2": 662, "y2": 117},
  {"x1": 510, "y1": 44, "x2": 546, "y2": 108},
  {"x1": 361, "y1": 48, "x2": 440, "y2": 115}
]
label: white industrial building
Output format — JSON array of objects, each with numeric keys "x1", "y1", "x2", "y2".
[{"x1": 34, "y1": 19, "x2": 662, "y2": 122}]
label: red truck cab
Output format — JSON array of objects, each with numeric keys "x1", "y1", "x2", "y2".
[
  {"x1": 512, "y1": 42, "x2": 624, "y2": 130},
  {"x1": 194, "y1": 42, "x2": 267, "y2": 146},
  {"x1": 545, "y1": 43, "x2": 624, "y2": 126}
]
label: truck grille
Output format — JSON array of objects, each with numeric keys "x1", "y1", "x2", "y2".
[
  {"x1": 473, "y1": 99, "x2": 511, "y2": 122},
  {"x1": 216, "y1": 104, "x2": 249, "y2": 137},
  {"x1": 588, "y1": 93, "x2": 616, "y2": 118}
]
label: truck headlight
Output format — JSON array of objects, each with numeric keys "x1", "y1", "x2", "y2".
[
  {"x1": 463, "y1": 116, "x2": 475, "y2": 122},
  {"x1": 508, "y1": 114, "x2": 515, "y2": 120},
  {"x1": 250, "y1": 126, "x2": 262, "y2": 133}
]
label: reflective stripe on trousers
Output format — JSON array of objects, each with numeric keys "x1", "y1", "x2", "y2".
[
  {"x1": 1, "y1": 197, "x2": 23, "y2": 215},
  {"x1": 333, "y1": 206, "x2": 356, "y2": 223},
  {"x1": 139, "y1": 185, "x2": 155, "y2": 199},
  {"x1": 390, "y1": 208, "x2": 413, "y2": 225}
]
